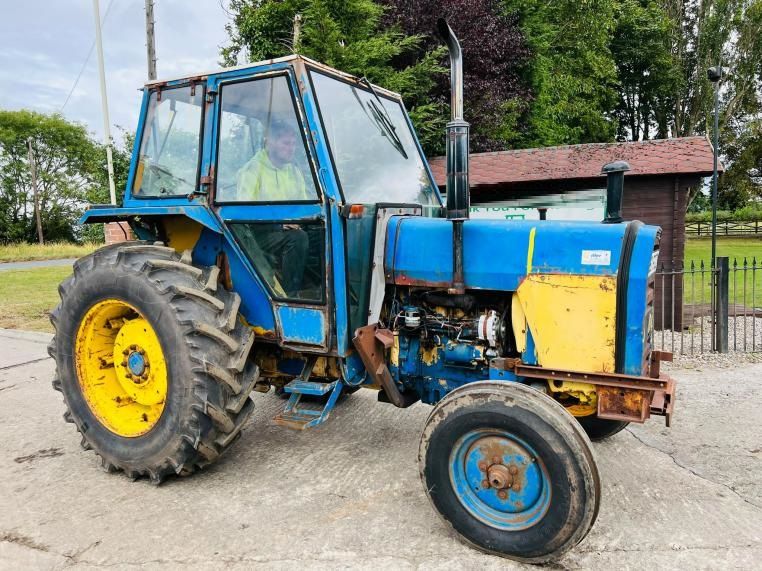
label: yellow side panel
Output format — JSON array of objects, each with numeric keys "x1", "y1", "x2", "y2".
[
  {"x1": 162, "y1": 216, "x2": 203, "y2": 253},
  {"x1": 516, "y1": 274, "x2": 616, "y2": 373}
]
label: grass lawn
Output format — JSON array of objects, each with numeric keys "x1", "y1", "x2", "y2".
[
  {"x1": 0, "y1": 266, "x2": 71, "y2": 332},
  {"x1": 681, "y1": 237, "x2": 762, "y2": 308},
  {"x1": 0, "y1": 242, "x2": 99, "y2": 263},
  {"x1": 684, "y1": 236, "x2": 762, "y2": 267}
]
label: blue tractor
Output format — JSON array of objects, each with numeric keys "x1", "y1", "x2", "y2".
[{"x1": 50, "y1": 21, "x2": 675, "y2": 562}]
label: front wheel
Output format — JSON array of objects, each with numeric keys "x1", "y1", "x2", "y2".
[{"x1": 418, "y1": 381, "x2": 600, "y2": 563}]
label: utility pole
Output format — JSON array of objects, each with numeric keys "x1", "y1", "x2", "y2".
[
  {"x1": 92, "y1": 0, "x2": 117, "y2": 205},
  {"x1": 293, "y1": 13, "x2": 302, "y2": 53},
  {"x1": 145, "y1": 0, "x2": 157, "y2": 80},
  {"x1": 26, "y1": 139, "x2": 44, "y2": 245}
]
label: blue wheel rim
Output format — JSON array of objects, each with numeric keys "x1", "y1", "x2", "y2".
[{"x1": 448, "y1": 428, "x2": 551, "y2": 531}]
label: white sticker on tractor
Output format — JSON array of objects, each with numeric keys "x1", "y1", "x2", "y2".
[{"x1": 581, "y1": 250, "x2": 611, "y2": 266}]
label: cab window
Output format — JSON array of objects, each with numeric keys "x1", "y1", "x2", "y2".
[
  {"x1": 215, "y1": 75, "x2": 318, "y2": 203},
  {"x1": 133, "y1": 85, "x2": 203, "y2": 197}
]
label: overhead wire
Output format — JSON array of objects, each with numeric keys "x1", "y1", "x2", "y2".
[{"x1": 60, "y1": 0, "x2": 117, "y2": 112}]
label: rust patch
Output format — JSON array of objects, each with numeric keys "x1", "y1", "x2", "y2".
[
  {"x1": 597, "y1": 387, "x2": 650, "y2": 423},
  {"x1": 599, "y1": 279, "x2": 615, "y2": 292},
  {"x1": 353, "y1": 324, "x2": 417, "y2": 408},
  {"x1": 251, "y1": 326, "x2": 276, "y2": 339},
  {"x1": 389, "y1": 273, "x2": 452, "y2": 288}
]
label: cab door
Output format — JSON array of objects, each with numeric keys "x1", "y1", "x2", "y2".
[{"x1": 207, "y1": 67, "x2": 332, "y2": 351}]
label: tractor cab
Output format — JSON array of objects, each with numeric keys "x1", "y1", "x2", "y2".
[{"x1": 83, "y1": 55, "x2": 439, "y2": 355}]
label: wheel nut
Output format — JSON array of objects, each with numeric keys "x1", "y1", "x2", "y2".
[
  {"x1": 497, "y1": 490, "x2": 508, "y2": 500},
  {"x1": 509, "y1": 466, "x2": 518, "y2": 475},
  {"x1": 138, "y1": 348, "x2": 145, "y2": 355},
  {"x1": 122, "y1": 349, "x2": 129, "y2": 356},
  {"x1": 492, "y1": 456, "x2": 501, "y2": 464},
  {"x1": 130, "y1": 344, "x2": 137, "y2": 350},
  {"x1": 478, "y1": 461, "x2": 487, "y2": 471},
  {"x1": 141, "y1": 374, "x2": 149, "y2": 380},
  {"x1": 481, "y1": 479, "x2": 489, "y2": 488},
  {"x1": 121, "y1": 360, "x2": 127, "y2": 367}
]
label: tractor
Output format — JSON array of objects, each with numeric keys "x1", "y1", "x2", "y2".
[{"x1": 49, "y1": 20, "x2": 675, "y2": 562}]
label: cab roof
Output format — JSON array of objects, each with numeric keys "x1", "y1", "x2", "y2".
[{"x1": 143, "y1": 54, "x2": 401, "y2": 100}]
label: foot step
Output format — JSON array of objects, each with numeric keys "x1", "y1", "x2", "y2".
[
  {"x1": 283, "y1": 380, "x2": 335, "y2": 396},
  {"x1": 273, "y1": 380, "x2": 343, "y2": 430}
]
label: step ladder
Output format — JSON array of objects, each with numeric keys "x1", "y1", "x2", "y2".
[{"x1": 273, "y1": 356, "x2": 344, "y2": 430}]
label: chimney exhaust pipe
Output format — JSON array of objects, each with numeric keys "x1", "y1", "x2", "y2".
[
  {"x1": 437, "y1": 19, "x2": 469, "y2": 294},
  {"x1": 601, "y1": 160, "x2": 630, "y2": 224},
  {"x1": 437, "y1": 18, "x2": 470, "y2": 221}
]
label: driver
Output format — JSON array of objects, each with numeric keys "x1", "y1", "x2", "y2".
[
  {"x1": 236, "y1": 119, "x2": 309, "y2": 201},
  {"x1": 236, "y1": 119, "x2": 309, "y2": 295}
]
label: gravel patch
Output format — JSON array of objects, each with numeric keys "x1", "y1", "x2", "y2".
[{"x1": 655, "y1": 315, "x2": 762, "y2": 369}]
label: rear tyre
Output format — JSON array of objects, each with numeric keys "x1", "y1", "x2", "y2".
[
  {"x1": 49, "y1": 242, "x2": 259, "y2": 483},
  {"x1": 577, "y1": 416, "x2": 629, "y2": 441},
  {"x1": 419, "y1": 381, "x2": 600, "y2": 563}
]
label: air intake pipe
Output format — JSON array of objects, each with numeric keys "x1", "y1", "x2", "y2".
[
  {"x1": 601, "y1": 160, "x2": 630, "y2": 224},
  {"x1": 437, "y1": 18, "x2": 469, "y2": 294}
]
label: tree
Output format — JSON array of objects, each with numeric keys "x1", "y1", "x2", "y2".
[
  {"x1": 719, "y1": 117, "x2": 762, "y2": 208},
  {"x1": 0, "y1": 110, "x2": 129, "y2": 243},
  {"x1": 221, "y1": 0, "x2": 447, "y2": 154},
  {"x1": 659, "y1": 0, "x2": 762, "y2": 139},
  {"x1": 610, "y1": 0, "x2": 679, "y2": 141},
  {"x1": 380, "y1": 0, "x2": 530, "y2": 153},
  {"x1": 503, "y1": 0, "x2": 620, "y2": 147}
]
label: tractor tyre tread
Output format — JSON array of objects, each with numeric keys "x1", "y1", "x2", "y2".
[{"x1": 49, "y1": 241, "x2": 257, "y2": 484}]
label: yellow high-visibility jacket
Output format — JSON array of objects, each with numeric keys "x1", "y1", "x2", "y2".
[{"x1": 236, "y1": 149, "x2": 308, "y2": 201}]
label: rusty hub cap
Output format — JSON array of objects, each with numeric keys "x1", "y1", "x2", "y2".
[{"x1": 486, "y1": 463, "x2": 513, "y2": 490}]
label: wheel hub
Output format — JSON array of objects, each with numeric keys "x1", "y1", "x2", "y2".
[
  {"x1": 449, "y1": 430, "x2": 551, "y2": 531},
  {"x1": 75, "y1": 299, "x2": 168, "y2": 438},
  {"x1": 126, "y1": 349, "x2": 147, "y2": 378},
  {"x1": 486, "y1": 463, "x2": 514, "y2": 490}
]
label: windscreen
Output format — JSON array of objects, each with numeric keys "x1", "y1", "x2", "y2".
[
  {"x1": 310, "y1": 71, "x2": 439, "y2": 206},
  {"x1": 133, "y1": 85, "x2": 203, "y2": 197}
]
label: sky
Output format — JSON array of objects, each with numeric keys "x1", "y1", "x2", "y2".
[{"x1": 0, "y1": 0, "x2": 232, "y2": 146}]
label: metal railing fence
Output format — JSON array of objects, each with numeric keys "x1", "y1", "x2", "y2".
[{"x1": 653, "y1": 256, "x2": 761, "y2": 355}]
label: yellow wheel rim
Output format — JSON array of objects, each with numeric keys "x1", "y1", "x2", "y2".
[{"x1": 75, "y1": 299, "x2": 168, "y2": 437}]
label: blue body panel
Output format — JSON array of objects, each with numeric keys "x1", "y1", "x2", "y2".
[
  {"x1": 385, "y1": 217, "x2": 629, "y2": 289},
  {"x1": 79, "y1": 204, "x2": 223, "y2": 233},
  {"x1": 276, "y1": 305, "x2": 328, "y2": 346}
]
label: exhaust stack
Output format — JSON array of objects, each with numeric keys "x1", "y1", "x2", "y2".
[
  {"x1": 437, "y1": 19, "x2": 469, "y2": 294},
  {"x1": 438, "y1": 18, "x2": 470, "y2": 220},
  {"x1": 601, "y1": 160, "x2": 630, "y2": 224}
]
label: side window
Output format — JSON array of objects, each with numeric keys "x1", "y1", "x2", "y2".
[
  {"x1": 133, "y1": 85, "x2": 203, "y2": 197},
  {"x1": 229, "y1": 222, "x2": 325, "y2": 302},
  {"x1": 215, "y1": 75, "x2": 319, "y2": 203}
]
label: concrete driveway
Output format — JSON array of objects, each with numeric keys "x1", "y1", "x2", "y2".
[{"x1": 1, "y1": 328, "x2": 760, "y2": 570}]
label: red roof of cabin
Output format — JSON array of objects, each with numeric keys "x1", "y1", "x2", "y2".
[{"x1": 428, "y1": 136, "x2": 720, "y2": 188}]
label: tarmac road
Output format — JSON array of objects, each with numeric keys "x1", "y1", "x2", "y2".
[
  {"x1": 0, "y1": 259, "x2": 76, "y2": 272},
  {"x1": 1, "y1": 327, "x2": 761, "y2": 570}
]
